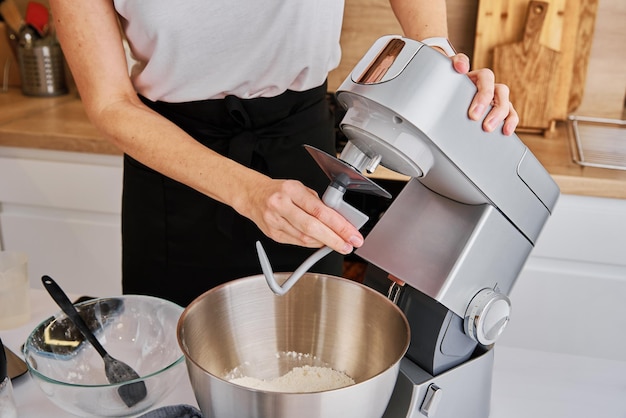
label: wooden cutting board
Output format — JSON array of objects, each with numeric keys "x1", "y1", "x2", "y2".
[
  {"x1": 474, "y1": 0, "x2": 598, "y2": 135},
  {"x1": 0, "y1": 22, "x2": 21, "y2": 87},
  {"x1": 567, "y1": 0, "x2": 599, "y2": 113},
  {"x1": 493, "y1": 2, "x2": 561, "y2": 131}
]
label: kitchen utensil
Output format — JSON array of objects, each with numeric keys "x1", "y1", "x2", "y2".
[
  {"x1": 24, "y1": 1, "x2": 48, "y2": 37},
  {"x1": 3, "y1": 346, "x2": 27, "y2": 380},
  {"x1": 493, "y1": 1, "x2": 561, "y2": 131},
  {"x1": 0, "y1": 0, "x2": 23, "y2": 35},
  {"x1": 258, "y1": 144, "x2": 390, "y2": 295},
  {"x1": 41, "y1": 275, "x2": 147, "y2": 408},
  {"x1": 3, "y1": 0, "x2": 66, "y2": 97},
  {"x1": 178, "y1": 273, "x2": 410, "y2": 418},
  {"x1": 17, "y1": 23, "x2": 39, "y2": 47},
  {"x1": 0, "y1": 0, "x2": 24, "y2": 81},
  {"x1": 24, "y1": 294, "x2": 185, "y2": 417},
  {"x1": 257, "y1": 243, "x2": 333, "y2": 295},
  {"x1": 17, "y1": 39, "x2": 68, "y2": 96},
  {"x1": 1, "y1": 22, "x2": 21, "y2": 89},
  {"x1": 568, "y1": 0, "x2": 599, "y2": 112},
  {"x1": 473, "y1": 0, "x2": 599, "y2": 134}
]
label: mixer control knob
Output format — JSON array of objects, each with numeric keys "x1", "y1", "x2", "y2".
[{"x1": 464, "y1": 289, "x2": 511, "y2": 346}]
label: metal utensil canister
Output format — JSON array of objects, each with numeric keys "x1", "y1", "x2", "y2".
[{"x1": 17, "y1": 34, "x2": 68, "y2": 97}]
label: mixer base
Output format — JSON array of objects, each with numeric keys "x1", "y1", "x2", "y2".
[{"x1": 383, "y1": 348, "x2": 494, "y2": 418}]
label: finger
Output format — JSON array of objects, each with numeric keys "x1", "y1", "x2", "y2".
[
  {"x1": 263, "y1": 181, "x2": 362, "y2": 254},
  {"x1": 502, "y1": 101, "x2": 519, "y2": 136},
  {"x1": 466, "y1": 68, "x2": 496, "y2": 121},
  {"x1": 258, "y1": 184, "x2": 324, "y2": 247},
  {"x1": 451, "y1": 53, "x2": 470, "y2": 75},
  {"x1": 267, "y1": 216, "x2": 325, "y2": 249},
  {"x1": 293, "y1": 193, "x2": 364, "y2": 254},
  {"x1": 483, "y1": 83, "x2": 517, "y2": 133}
]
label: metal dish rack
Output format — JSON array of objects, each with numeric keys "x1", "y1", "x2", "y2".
[{"x1": 568, "y1": 115, "x2": 626, "y2": 171}]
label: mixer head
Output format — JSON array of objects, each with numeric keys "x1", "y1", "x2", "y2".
[{"x1": 334, "y1": 35, "x2": 559, "y2": 350}]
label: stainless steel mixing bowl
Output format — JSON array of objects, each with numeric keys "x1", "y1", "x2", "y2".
[{"x1": 177, "y1": 273, "x2": 410, "y2": 418}]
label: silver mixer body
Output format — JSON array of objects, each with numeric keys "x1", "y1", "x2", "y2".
[{"x1": 334, "y1": 36, "x2": 560, "y2": 417}]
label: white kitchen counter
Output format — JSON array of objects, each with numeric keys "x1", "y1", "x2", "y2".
[
  {"x1": 2, "y1": 289, "x2": 625, "y2": 417},
  {"x1": 491, "y1": 347, "x2": 626, "y2": 418}
]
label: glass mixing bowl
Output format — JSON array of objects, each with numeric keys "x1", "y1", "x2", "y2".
[{"x1": 24, "y1": 295, "x2": 185, "y2": 417}]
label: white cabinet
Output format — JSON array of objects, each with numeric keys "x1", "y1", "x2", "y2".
[
  {"x1": 501, "y1": 194, "x2": 626, "y2": 361},
  {"x1": 0, "y1": 146, "x2": 123, "y2": 297}
]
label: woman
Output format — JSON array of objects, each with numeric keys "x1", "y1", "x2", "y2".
[{"x1": 50, "y1": 0, "x2": 518, "y2": 306}]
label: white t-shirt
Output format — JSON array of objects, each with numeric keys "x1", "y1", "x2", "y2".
[{"x1": 114, "y1": 1, "x2": 345, "y2": 102}]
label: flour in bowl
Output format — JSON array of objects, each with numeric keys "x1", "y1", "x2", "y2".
[{"x1": 229, "y1": 365, "x2": 355, "y2": 392}]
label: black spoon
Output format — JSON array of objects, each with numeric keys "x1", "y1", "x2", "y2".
[{"x1": 41, "y1": 275, "x2": 147, "y2": 407}]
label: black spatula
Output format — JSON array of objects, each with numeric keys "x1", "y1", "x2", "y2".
[{"x1": 41, "y1": 275, "x2": 147, "y2": 407}]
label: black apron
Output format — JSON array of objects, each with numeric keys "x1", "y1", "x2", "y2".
[{"x1": 121, "y1": 83, "x2": 343, "y2": 306}]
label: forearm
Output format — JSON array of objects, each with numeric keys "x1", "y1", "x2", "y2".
[
  {"x1": 93, "y1": 100, "x2": 267, "y2": 216},
  {"x1": 50, "y1": 0, "x2": 264, "y2": 218},
  {"x1": 388, "y1": 0, "x2": 448, "y2": 40}
]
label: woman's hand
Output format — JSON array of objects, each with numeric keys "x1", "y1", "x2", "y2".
[
  {"x1": 451, "y1": 53, "x2": 519, "y2": 136},
  {"x1": 239, "y1": 177, "x2": 364, "y2": 255}
]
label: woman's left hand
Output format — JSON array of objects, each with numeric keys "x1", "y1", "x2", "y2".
[{"x1": 450, "y1": 53, "x2": 519, "y2": 136}]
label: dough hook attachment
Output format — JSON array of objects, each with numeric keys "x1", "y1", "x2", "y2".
[{"x1": 257, "y1": 145, "x2": 391, "y2": 295}]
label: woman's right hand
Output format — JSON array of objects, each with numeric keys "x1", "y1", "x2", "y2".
[{"x1": 237, "y1": 177, "x2": 364, "y2": 255}]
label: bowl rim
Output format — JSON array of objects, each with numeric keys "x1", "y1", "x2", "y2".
[
  {"x1": 177, "y1": 273, "x2": 411, "y2": 394},
  {"x1": 24, "y1": 294, "x2": 185, "y2": 388}
]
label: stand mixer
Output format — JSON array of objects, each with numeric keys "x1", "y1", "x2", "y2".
[{"x1": 259, "y1": 35, "x2": 560, "y2": 417}]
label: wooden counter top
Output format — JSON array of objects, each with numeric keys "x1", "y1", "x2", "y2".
[
  {"x1": 1, "y1": 88, "x2": 625, "y2": 199},
  {"x1": 519, "y1": 126, "x2": 626, "y2": 199},
  {"x1": 0, "y1": 88, "x2": 75, "y2": 125},
  {"x1": 0, "y1": 89, "x2": 119, "y2": 155}
]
